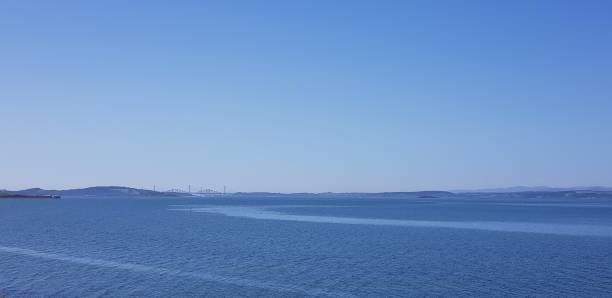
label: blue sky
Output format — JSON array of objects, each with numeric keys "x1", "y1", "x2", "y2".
[{"x1": 1, "y1": 1, "x2": 611, "y2": 192}]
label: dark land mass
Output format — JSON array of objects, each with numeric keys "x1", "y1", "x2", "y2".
[
  {"x1": 0, "y1": 194, "x2": 60, "y2": 199},
  {"x1": 0, "y1": 186, "x2": 190, "y2": 198}
]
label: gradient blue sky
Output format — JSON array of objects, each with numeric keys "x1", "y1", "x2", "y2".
[{"x1": 2, "y1": 0, "x2": 611, "y2": 192}]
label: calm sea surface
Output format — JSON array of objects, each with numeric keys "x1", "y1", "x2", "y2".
[{"x1": 1, "y1": 196, "x2": 612, "y2": 297}]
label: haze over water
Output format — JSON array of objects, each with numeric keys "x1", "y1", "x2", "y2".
[{"x1": 2, "y1": 195, "x2": 612, "y2": 297}]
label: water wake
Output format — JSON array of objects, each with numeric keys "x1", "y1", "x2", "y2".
[
  {"x1": 171, "y1": 206, "x2": 612, "y2": 237},
  {"x1": 0, "y1": 245, "x2": 353, "y2": 297}
]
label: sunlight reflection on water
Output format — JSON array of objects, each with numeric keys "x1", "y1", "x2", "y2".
[{"x1": 171, "y1": 205, "x2": 612, "y2": 237}]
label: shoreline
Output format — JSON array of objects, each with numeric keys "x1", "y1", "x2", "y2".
[{"x1": 0, "y1": 195, "x2": 60, "y2": 199}]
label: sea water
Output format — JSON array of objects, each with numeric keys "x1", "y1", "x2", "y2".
[{"x1": 1, "y1": 196, "x2": 612, "y2": 297}]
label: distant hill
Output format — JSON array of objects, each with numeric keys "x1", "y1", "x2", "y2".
[
  {"x1": 461, "y1": 190, "x2": 612, "y2": 200},
  {"x1": 2, "y1": 186, "x2": 191, "y2": 198},
  {"x1": 453, "y1": 186, "x2": 612, "y2": 193}
]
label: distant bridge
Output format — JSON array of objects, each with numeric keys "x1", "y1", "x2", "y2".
[
  {"x1": 165, "y1": 188, "x2": 220, "y2": 194},
  {"x1": 195, "y1": 188, "x2": 219, "y2": 194}
]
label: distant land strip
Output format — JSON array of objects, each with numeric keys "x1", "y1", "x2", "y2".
[{"x1": 1, "y1": 186, "x2": 612, "y2": 199}]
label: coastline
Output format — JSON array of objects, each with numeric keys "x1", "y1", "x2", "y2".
[{"x1": 0, "y1": 194, "x2": 60, "y2": 199}]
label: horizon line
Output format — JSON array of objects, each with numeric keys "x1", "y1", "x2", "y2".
[{"x1": 3, "y1": 185, "x2": 612, "y2": 194}]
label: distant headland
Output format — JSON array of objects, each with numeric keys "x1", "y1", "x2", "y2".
[
  {"x1": 0, "y1": 186, "x2": 194, "y2": 199},
  {"x1": 0, "y1": 193, "x2": 60, "y2": 199}
]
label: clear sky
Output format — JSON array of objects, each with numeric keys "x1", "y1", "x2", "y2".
[{"x1": 1, "y1": 0, "x2": 611, "y2": 192}]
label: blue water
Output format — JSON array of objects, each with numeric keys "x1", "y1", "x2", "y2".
[{"x1": 2, "y1": 196, "x2": 612, "y2": 297}]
